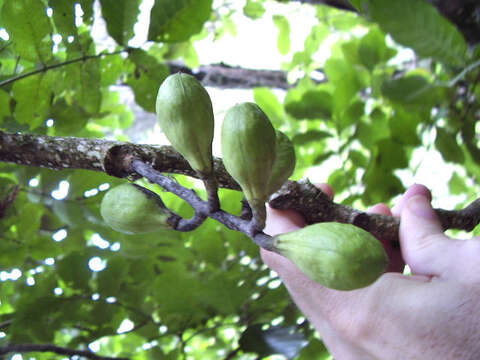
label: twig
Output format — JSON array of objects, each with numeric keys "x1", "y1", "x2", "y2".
[
  {"x1": 0, "y1": 49, "x2": 130, "y2": 88},
  {"x1": 131, "y1": 159, "x2": 274, "y2": 248},
  {"x1": 448, "y1": 59, "x2": 480, "y2": 87},
  {"x1": 202, "y1": 173, "x2": 220, "y2": 212},
  {"x1": 0, "y1": 344, "x2": 129, "y2": 360}
]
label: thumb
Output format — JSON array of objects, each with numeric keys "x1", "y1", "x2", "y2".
[{"x1": 400, "y1": 194, "x2": 454, "y2": 277}]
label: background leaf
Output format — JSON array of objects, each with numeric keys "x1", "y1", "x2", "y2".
[
  {"x1": 366, "y1": 0, "x2": 468, "y2": 65},
  {"x1": 148, "y1": 0, "x2": 213, "y2": 43}
]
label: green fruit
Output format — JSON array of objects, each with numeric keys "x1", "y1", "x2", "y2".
[
  {"x1": 272, "y1": 222, "x2": 388, "y2": 290},
  {"x1": 156, "y1": 73, "x2": 214, "y2": 175},
  {"x1": 221, "y1": 102, "x2": 276, "y2": 227},
  {"x1": 267, "y1": 131, "x2": 296, "y2": 194},
  {"x1": 100, "y1": 183, "x2": 174, "y2": 234}
]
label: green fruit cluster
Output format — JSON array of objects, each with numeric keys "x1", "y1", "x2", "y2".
[
  {"x1": 221, "y1": 102, "x2": 295, "y2": 229},
  {"x1": 272, "y1": 222, "x2": 388, "y2": 290},
  {"x1": 100, "y1": 183, "x2": 174, "y2": 234},
  {"x1": 155, "y1": 74, "x2": 296, "y2": 230}
]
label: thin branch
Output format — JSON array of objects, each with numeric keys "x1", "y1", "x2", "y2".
[
  {"x1": 0, "y1": 49, "x2": 130, "y2": 88},
  {"x1": 448, "y1": 59, "x2": 480, "y2": 87},
  {"x1": 0, "y1": 344, "x2": 129, "y2": 360},
  {"x1": 202, "y1": 173, "x2": 221, "y2": 212}
]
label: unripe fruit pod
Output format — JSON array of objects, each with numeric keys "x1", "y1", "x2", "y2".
[
  {"x1": 156, "y1": 73, "x2": 214, "y2": 175},
  {"x1": 267, "y1": 131, "x2": 296, "y2": 195},
  {"x1": 101, "y1": 183, "x2": 174, "y2": 234},
  {"x1": 221, "y1": 102, "x2": 276, "y2": 228},
  {"x1": 272, "y1": 222, "x2": 388, "y2": 290}
]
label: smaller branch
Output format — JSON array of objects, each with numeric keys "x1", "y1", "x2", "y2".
[
  {"x1": 176, "y1": 212, "x2": 208, "y2": 232},
  {"x1": 269, "y1": 179, "x2": 480, "y2": 245},
  {"x1": 131, "y1": 159, "x2": 272, "y2": 247},
  {"x1": 240, "y1": 198, "x2": 253, "y2": 220},
  {"x1": 0, "y1": 344, "x2": 129, "y2": 360},
  {"x1": 202, "y1": 174, "x2": 220, "y2": 212},
  {"x1": 448, "y1": 59, "x2": 480, "y2": 87}
]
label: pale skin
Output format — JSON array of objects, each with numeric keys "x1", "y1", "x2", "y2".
[{"x1": 262, "y1": 184, "x2": 480, "y2": 360}]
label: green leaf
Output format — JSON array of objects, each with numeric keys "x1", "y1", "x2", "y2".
[
  {"x1": 48, "y1": 0, "x2": 77, "y2": 39},
  {"x1": 99, "y1": 0, "x2": 140, "y2": 45},
  {"x1": 292, "y1": 130, "x2": 332, "y2": 145},
  {"x1": 273, "y1": 15, "x2": 290, "y2": 55},
  {"x1": 325, "y1": 58, "x2": 366, "y2": 113},
  {"x1": 97, "y1": 256, "x2": 129, "y2": 296},
  {"x1": 337, "y1": 100, "x2": 364, "y2": 131},
  {"x1": 349, "y1": 149, "x2": 368, "y2": 168},
  {"x1": 148, "y1": 0, "x2": 213, "y2": 43},
  {"x1": 296, "y1": 338, "x2": 330, "y2": 360},
  {"x1": 362, "y1": 169, "x2": 404, "y2": 204},
  {"x1": 328, "y1": 168, "x2": 351, "y2": 192},
  {"x1": 12, "y1": 73, "x2": 53, "y2": 129},
  {"x1": 381, "y1": 75, "x2": 439, "y2": 108},
  {"x1": 50, "y1": 100, "x2": 88, "y2": 135},
  {"x1": 2, "y1": 0, "x2": 53, "y2": 63},
  {"x1": 65, "y1": 58, "x2": 102, "y2": 115},
  {"x1": 435, "y1": 127, "x2": 465, "y2": 163},
  {"x1": 356, "y1": 109, "x2": 390, "y2": 148},
  {"x1": 374, "y1": 139, "x2": 409, "y2": 170},
  {"x1": 304, "y1": 23, "x2": 329, "y2": 56},
  {"x1": 78, "y1": 0, "x2": 94, "y2": 24},
  {"x1": 366, "y1": 0, "x2": 468, "y2": 65},
  {"x1": 253, "y1": 87, "x2": 284, "y2": 127},
  {"x1": 0, "y1": 88, "x2": 11, "y2": 122},
  {"x1": 389, "y1": 110, "x2": 421, "y2": 146},
  {"x1": 56, "y1": 252, "x2": 92, "y2": 291},
  {"x1": 52, "y1": 200, "x2": 87, "y2": 229},
  {"x1": 285, "y1": 89, "x2": 332, "y2": 120},
  {"x1": 126, "y1": 49, "x2": 169, "y2": 113},
  {"x1": 358, "y1": 27, "x2": 396, "y2": 71},
  {"x1": 348, "y1": 0, "x2": 363, "y2": 11},
  {"x1": 244, "y1": 0, "x2": 265, "y2": 19},
  {"x1": 449, "y1": 172, "x2": 467, "y2": 195}
]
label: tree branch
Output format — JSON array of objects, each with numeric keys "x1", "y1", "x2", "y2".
[
  {"x1": 0, "y1": 343, "x2": 129, "y2": 360},
  {"x1": 0, "y1": 49, "x2": 130, "y2": 88},
  {"x1": 169, "y1": 62, "x2": 296, "y2": 89},
  {"x1": 1, "y1": 131, "x2": 479, "y2": 244}
]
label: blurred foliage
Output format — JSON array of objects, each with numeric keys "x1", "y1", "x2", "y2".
[{"x1": 0, "y1": 0, "x2": 479, "y2": 359}]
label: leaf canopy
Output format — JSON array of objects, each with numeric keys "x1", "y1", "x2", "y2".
[{"x1": 0, "y1": 0, "x2": 479, "y2": 359}]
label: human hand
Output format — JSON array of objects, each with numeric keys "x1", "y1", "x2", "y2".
[{"x1": 262, "y1": 184, "x2": 480, "y2": 360}]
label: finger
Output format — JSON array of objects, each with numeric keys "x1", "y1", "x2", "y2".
[
  {"x1": 264, "y1": 206, "x2": 306, "y2": 236},
  {"x1": 399, "y1": 194, "x2": 456, "y2": 277},
  {"x1": 264, "y1": 182, "x2": 333, "y2": 236},
  {"x1": 368, "y1": 203, "x2": 392, "y2": 216},
  {"x1": 315, "y1": 182, "x2": 334, "y2": 199},
  {"x1": 391, "y1": 184, "x2": 431, "y2": 217},
  {"x1": 367, "y1": 203, "x2": 405, "y2": 273}
]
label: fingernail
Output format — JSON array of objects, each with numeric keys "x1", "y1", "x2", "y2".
[{"x1": 406, "y1": 195, "x2": 436, "y2": 220}]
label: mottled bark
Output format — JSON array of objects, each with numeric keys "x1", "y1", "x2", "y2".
[{"x1": 1, "y1": 131, "x2": 480, "y2": 245}]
